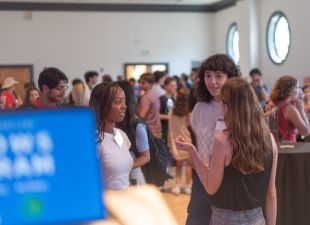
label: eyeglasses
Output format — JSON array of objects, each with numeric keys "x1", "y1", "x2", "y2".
[{"x1": 54, "y1": 85, "x2": 68, "y2": 92}]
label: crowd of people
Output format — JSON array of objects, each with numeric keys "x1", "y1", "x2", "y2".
[{"x1": 1, "y1": 53, "x2": 310, "y2": 225}]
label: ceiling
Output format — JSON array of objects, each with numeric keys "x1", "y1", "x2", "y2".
[{"x1": 0, "y1": 0, "x2": 223, "y2": 5}]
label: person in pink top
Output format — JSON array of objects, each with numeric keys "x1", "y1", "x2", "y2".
[
  {"x1": 269, "y1": 75, "x2": 310, "y2": 142},
  {"x1": 138, "y1": 72, "x2": 162, "y2": 138}
]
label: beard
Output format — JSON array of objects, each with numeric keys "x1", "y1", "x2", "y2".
[{"x1": 47, "y1": 92, "x2": 62, "y2": 103}]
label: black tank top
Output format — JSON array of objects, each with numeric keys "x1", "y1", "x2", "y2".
[{"x1": 209, "y1": 139, "x2": 273, "y2": 211}]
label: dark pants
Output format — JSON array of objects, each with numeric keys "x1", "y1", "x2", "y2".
[{"x1": 185, "y1": 170, "x2": 212, "y2": 225}]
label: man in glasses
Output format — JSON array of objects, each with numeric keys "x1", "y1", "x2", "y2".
[{"x1": 31, "y1": 67, "x2": 69, "y2": 109}]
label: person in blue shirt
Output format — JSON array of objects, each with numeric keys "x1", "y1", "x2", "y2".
[{"x1": 249, "y1": 68, "x2": 269, "y2": 108}]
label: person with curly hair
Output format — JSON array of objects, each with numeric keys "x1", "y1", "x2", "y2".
[
  {"x1": 184, "y1": 54, "x2": 241, "y2": 225},
  {"x1": 269, "y1": 75, "x2": 309, "y2": 142},
  {"x1": 176, "y1": 78, "x2": 278, "y2": 225}
]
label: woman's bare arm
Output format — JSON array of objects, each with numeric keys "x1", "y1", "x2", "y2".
[
  {"x1": 175, "y1": 133, "x2": 229, "y2": 195},
  {"x1": 265, "y1": 133, "x2": 278, "y2": 225},
  {"x1": 285, "y1": 103, "x2": 310, "y2": 136}
]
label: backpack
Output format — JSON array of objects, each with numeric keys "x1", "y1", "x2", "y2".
[
  {"x1": 133, "y1": 119, "x2": 170, "y2": 186},
  {"x1": 265, "y1": 102, "x2": 289, "y2": 142}
]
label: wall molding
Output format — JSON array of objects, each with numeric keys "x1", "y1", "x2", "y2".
[{"x1": 0, "y1": 0, "x2": 237, "y2": 12}]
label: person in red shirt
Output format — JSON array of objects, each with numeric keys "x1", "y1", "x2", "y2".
[
  {"x1": 31, "y1": 67, "x2": 68, "y2": 109},
  {"x1": 1, "y1": 77, "x2": 22, "y2": 110}
]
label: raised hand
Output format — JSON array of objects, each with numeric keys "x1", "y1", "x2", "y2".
[{"x1": 175, "y1": 136, "x2": 195, "y2": 152}]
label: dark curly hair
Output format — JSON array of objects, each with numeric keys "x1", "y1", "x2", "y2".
[
  {"x1": 270, "y1": 75, "x2": 297, "y2": 102},
  {"x1": 196, "y1": 54, "x2": 241, "y2": 103},
  {"x1": 38, "y1": 67, "x2": 68, "y2": 92}
]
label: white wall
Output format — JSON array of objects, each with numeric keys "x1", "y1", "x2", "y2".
[
  {"x1": 258, "y1": 0, "x2": 310, "y2": 86},
  {"x1": 212, "y1": 0, "x2": 310, "y2": 87},
  {"x1": 2, "y1": 0, "x2": 309, "y2": 87},
  {"x1": 0, "y1": 11, "x2": 213, "y2": 83},
  {"x1": 212, "y1": 0, "x2": 261, "y2": 81}
]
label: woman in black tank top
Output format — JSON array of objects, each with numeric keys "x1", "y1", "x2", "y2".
[{"x1": 176, "y1": 78, "x2": 278, "y2": 225}]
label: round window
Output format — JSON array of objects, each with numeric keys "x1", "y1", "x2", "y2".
[
  {"x1": 267, "y1": 11, "x2": 291, "y2": 64},
  {"x1": 226, "y1": 23, "x2": 240, "y2": 65}
]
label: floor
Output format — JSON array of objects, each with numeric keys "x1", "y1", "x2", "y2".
[
  {"x1": 92, "y1": 188, "x2": 190, "y2": 225},
  {"x1": 162, "y1": 192, "x2": 190, "y2": 225}
]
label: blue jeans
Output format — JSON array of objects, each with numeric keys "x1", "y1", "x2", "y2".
[{"x1": 210, "y1": 206, "x2": 266, "y2": 225}]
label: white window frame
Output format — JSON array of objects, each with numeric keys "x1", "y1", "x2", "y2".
[
  {"x1": 226, "y1": 23, "x2": 240, "y2": 65},
  {"x1": 266, "y1": 11, "x2": 291, "y2": 64}
]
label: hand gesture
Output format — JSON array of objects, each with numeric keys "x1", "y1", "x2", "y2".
[
  {"x1": 264, "y1": 101, "x2": 275, "y2": 113},
  {"x1": 295, "y1": 97, "x2": 304, "y2": 111},
  {"x1": 175, "y1": 136, "x2": 195, "y2": 152}
]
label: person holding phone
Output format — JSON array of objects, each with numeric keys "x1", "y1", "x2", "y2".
[
  {"x1": 249, "y1": 68, "x2": 269, "y2": 108},
  {"x1": 269, "y1": 75, "x2": 310, "y2": 142}
]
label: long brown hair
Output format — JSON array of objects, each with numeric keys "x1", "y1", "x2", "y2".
[
  {"x1": 221, "y1": 78, "x2": 271, "y2": 174},
  {"x1": 89, "y1": 81, "x2": 120, "y2": 140},
  {"x1": 173, "y1": 92, "x2": 189, "y2": 117}
]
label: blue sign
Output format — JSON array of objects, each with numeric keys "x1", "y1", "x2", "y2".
[{"x1": 0, "y1": 108, "x2": 106, "y2": 225}]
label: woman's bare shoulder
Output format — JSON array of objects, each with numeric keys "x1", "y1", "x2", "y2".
[
  {"x1": 214, "y1": 132, "x2": 233, "y2": 164},
  {"x1": 214, "y1": 132, "x2": 231, "y2": 151},
  {"x1": 214, "y1": 131, "x2": 229, "y2": 141}
]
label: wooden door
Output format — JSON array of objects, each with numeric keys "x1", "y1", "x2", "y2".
[{"x1": 0, "y1": 65, "x2": 33, "y2": 100}]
